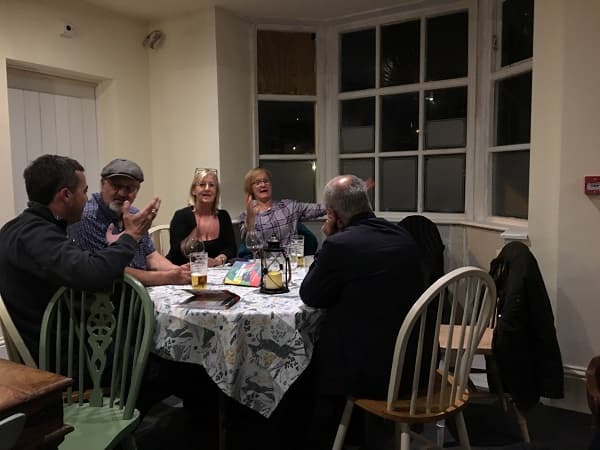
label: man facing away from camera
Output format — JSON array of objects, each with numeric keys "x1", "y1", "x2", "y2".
[
  {"x1": 300, "y1": 174, "x2": 426, "y2": 449},
  {"x1": 68, "y1": 158, "x2": 190, "y2": 286},
  {"x1": 0, "y1": 154, "x2": 159, "y2": 360}
]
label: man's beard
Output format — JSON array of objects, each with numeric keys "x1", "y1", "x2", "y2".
[{"x1": 108, "y1": 200, "x2": 124, "y2": 215}]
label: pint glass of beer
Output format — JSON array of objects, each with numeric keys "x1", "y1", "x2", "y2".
[
  {"x1": 292, "y1": 235, "x2": 305, "y2": 268},
  {"x1": 189, "y1": 252, "x2": 208, "y2": 289}
]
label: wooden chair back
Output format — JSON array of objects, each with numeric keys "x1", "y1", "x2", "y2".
[
  {"x1": 39, "y1": 273, "x2": 154, "y2": 420},
  {"x1": 0, "y1": 294, "x2": 36, "y2": 368},
  {"x1": 332, "y1": 267, "x2": 497, "y2": 450},
  {"x1": 387, "y1": 266, "x2": 496, "y2": 416},
  {"x1": 149, "y1": 224, "x2": 170, "y2": 256}
]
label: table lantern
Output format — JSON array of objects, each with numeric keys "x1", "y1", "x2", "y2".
[{"x1": 260, "y1": 234, "x2": 291, "y2": 294}]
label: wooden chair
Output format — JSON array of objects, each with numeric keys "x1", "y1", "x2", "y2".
[
  {"x1": 39, "y1": 273, "x2": 155, "y2": 450},
  {"x1": 0, "y1": 294, "x2": 36, "y2": 368},
  {"x1": 149, "y1": 224, "x2": 170, "y2": 256},
  {"x1": 332, "y1": 266, "x2": 496, "y2": 450},
  {"x1": 0, "y1": 413, "x2": 26, "y2": 450},
  {"x1": 438, "y1": 286, "x2": 531, "y2": 443}
]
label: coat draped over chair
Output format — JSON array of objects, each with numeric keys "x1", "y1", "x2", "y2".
[{"x1": 490, "y1": 241, "x2": 564, "y2": 410}]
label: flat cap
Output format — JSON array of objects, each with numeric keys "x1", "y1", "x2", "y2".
[{"x1": 101, "y1": 158, "x2": 144, "y2": 183}]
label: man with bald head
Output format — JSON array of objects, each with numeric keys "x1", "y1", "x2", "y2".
[{"x1": 300, "y1": 175, "x2": 426, "y2": 449}]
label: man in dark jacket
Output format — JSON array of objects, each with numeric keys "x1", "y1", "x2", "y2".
[
  {"x1": 0, "y1": 154, "x2": 160, "y2": 361},
  {"x1": 300, "y1": 174, "x2": 425, "y2": 449}
]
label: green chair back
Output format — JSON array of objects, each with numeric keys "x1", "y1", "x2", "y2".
[
  {"x1": 39, "y1": 273, "x2": 155, "y2": 422},
  {"x1": 0, "y1": 294, "x2": 37, "y2": 368}
]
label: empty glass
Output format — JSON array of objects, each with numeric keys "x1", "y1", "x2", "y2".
[{"x1": 245, "y1": 230, "x2": 264, "y2": 263}]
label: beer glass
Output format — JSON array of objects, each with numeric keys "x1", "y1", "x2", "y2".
[
  {"x1": 190, "y1": 251, "x2": 208, "y2": 289},
  {"x1": 292, "y1": 235, "x2": 305, "y2": 268}
]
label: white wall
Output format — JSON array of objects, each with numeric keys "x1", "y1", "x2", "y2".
[
  {"x1": 0, "y1": 0, "x2": 153, "y2": 221},
  {"x1": 148, "y1": 10, "x2": 221, "y2": 224},
  {"x1": 215, "y1": 8, "x2": 253, "y2": 217},
  {"x1": 531, "y1": 0, "x2": 600, "y2": 380}
]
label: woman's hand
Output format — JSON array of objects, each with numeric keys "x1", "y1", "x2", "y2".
[
  {"x1": 208, "y1": 255, "x2": 227, "y2": 267},
  {"x1": 245, "y1": 193, "x2": 257, "y2": 230}
]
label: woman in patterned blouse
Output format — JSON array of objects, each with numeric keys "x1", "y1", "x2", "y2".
[{"x1": 239, "y1": 167, "x2": 326, "y2": 246}]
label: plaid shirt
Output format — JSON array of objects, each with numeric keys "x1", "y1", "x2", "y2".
[
  {"x1": 239, "y1": 199, "x2": 326, "y2": 245},
  {"x1": 68, "y1": 193, "x2": 155, "y2": 269}
]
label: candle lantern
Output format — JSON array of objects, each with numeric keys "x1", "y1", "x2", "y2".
[{"x1": 260, "y1": 234, "x2": 291, "y2": 294}]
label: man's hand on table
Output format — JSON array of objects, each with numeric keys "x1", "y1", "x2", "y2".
[{"x1": 166, "y1": 264, "x2": 191, "y2": 285}]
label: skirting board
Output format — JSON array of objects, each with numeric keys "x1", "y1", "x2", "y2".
[
  {"x1": 543, "y1": 365, "x2": 589, "y2": 414},
  {"x1": 470, "y1": 356, "x2": 590, "y2": 414}
]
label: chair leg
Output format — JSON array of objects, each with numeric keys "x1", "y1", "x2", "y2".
[
  {"x1": 485, "y1": 355, "x2": 507, "y2": 411},
  {"x1": 455, "y1": 411, "x2": 471, "y2": 450},
  {"x1": 395, "y1": 422, "x2": 410, "y2": 450},
  {"x1": 512, "y1": 402, "x2": 531, "y2": 443},
  {"x1": 331, "y1": 399, "x2": 354, "y2": 450},
  {"x1": 435, "y1": 419, "x2": 446, "y2": 447}
]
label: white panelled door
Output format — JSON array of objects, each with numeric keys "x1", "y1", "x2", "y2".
[{"x1": 7, "y1": 69, "x2": 99, "y2": 213}]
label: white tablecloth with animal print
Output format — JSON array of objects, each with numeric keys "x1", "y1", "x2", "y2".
[{"x1": 147, "y1": 265, "x2": 323, "y2": 417}]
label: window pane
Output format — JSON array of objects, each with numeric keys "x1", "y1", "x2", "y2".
[
  {"x1": 380, "y1": 157, "x2": 417, "y2": 211},
  {"x1": 340, "y1": 97, "x2": 375, "y2": 154},
  {"x1": 424, "y1": 86, "x2": 467, "y2": 149},
  {"x1": 495, "y1": 71, "x2": 532, "y2": 146},
  {"x1": 424, "y1": 154, "x2": 465, "y2": 213},
  {"x1": 492, "y1": 151, "x2": 529, "y2": 219},
  {"x1": 426, "y1": 11, "x2": 468, "y2": 81},
  {"x1": 501, "y1": 0, "x2": 534, "y2": 67},
  {"x1": 260, "y1": 160, "x2": 316, "y2": 203},
  {"x1": 381, "y1": 20, "x2": 420, "y2": 87},
  {"x1": 339, "y1": 158, "x2": 375, "y2": 207},
  {"x1": 381, "y1": 93, "x2": 419, "y2": 151},
  {"x1": 258, "y1": 101, "x2": 315, "y2": 155},
  {"x1": 340, "y1": 29, "x2": 375, "y2": 92},
  {"x1": 257, "y1": 30, "x2": 316, "y2": 95}
]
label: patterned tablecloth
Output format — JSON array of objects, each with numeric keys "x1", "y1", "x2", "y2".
[{"x1": 147, "y1": 265, "x2": 323, "y2": 417}]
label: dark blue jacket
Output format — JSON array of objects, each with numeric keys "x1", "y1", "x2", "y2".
[{"x1": 300, "y1": 212, "x2": 426, "y2": 398}]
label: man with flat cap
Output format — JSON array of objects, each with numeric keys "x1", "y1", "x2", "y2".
[
  {"x1": 0, "y1": 154, "x2": 159, "y2": 360},
  {"x1": 69, "y1": 158, "x2": 190, "y2": 286}
]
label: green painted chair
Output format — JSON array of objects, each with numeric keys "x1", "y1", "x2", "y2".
[{"x1": 39, "y1": 273, "x2": 155, "y2": 450}]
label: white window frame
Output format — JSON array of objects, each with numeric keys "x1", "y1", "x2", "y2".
[
  {"x1": 473, "y1": 0, "x2": 531, "y2": 227},
  {"x1": 327, "y1": 1, "x2": 477, "y2": 223},
  {"x1": 250, "y1": 23, "x2": 327, "y2": 202},
  {"x1": 250, "y1": 0, "x2": 532, "y2": 227}
]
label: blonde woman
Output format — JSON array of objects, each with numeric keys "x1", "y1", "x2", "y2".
[{"x1": 166, "y1": 168, "x2": 235, "y2": 266}]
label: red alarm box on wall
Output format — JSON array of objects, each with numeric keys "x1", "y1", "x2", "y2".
[{"x1": 585, "y1": 176, "x2": 600, "y2": 195}]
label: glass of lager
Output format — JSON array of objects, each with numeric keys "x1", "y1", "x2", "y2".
[
  {"x1": 292, "y1": 235, "x2": 305, "y2": 268},
  {"x1": 190, "y1": 251, "x2": 208, "y2": 289}
]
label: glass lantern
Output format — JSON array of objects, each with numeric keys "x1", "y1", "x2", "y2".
[{"x1": 260, "y1": 234, "x2": 291, "y2": 294}]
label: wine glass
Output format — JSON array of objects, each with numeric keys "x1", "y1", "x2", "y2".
[{"x1": 245, "y1": 230, "x2": 264, "y2": 263}]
